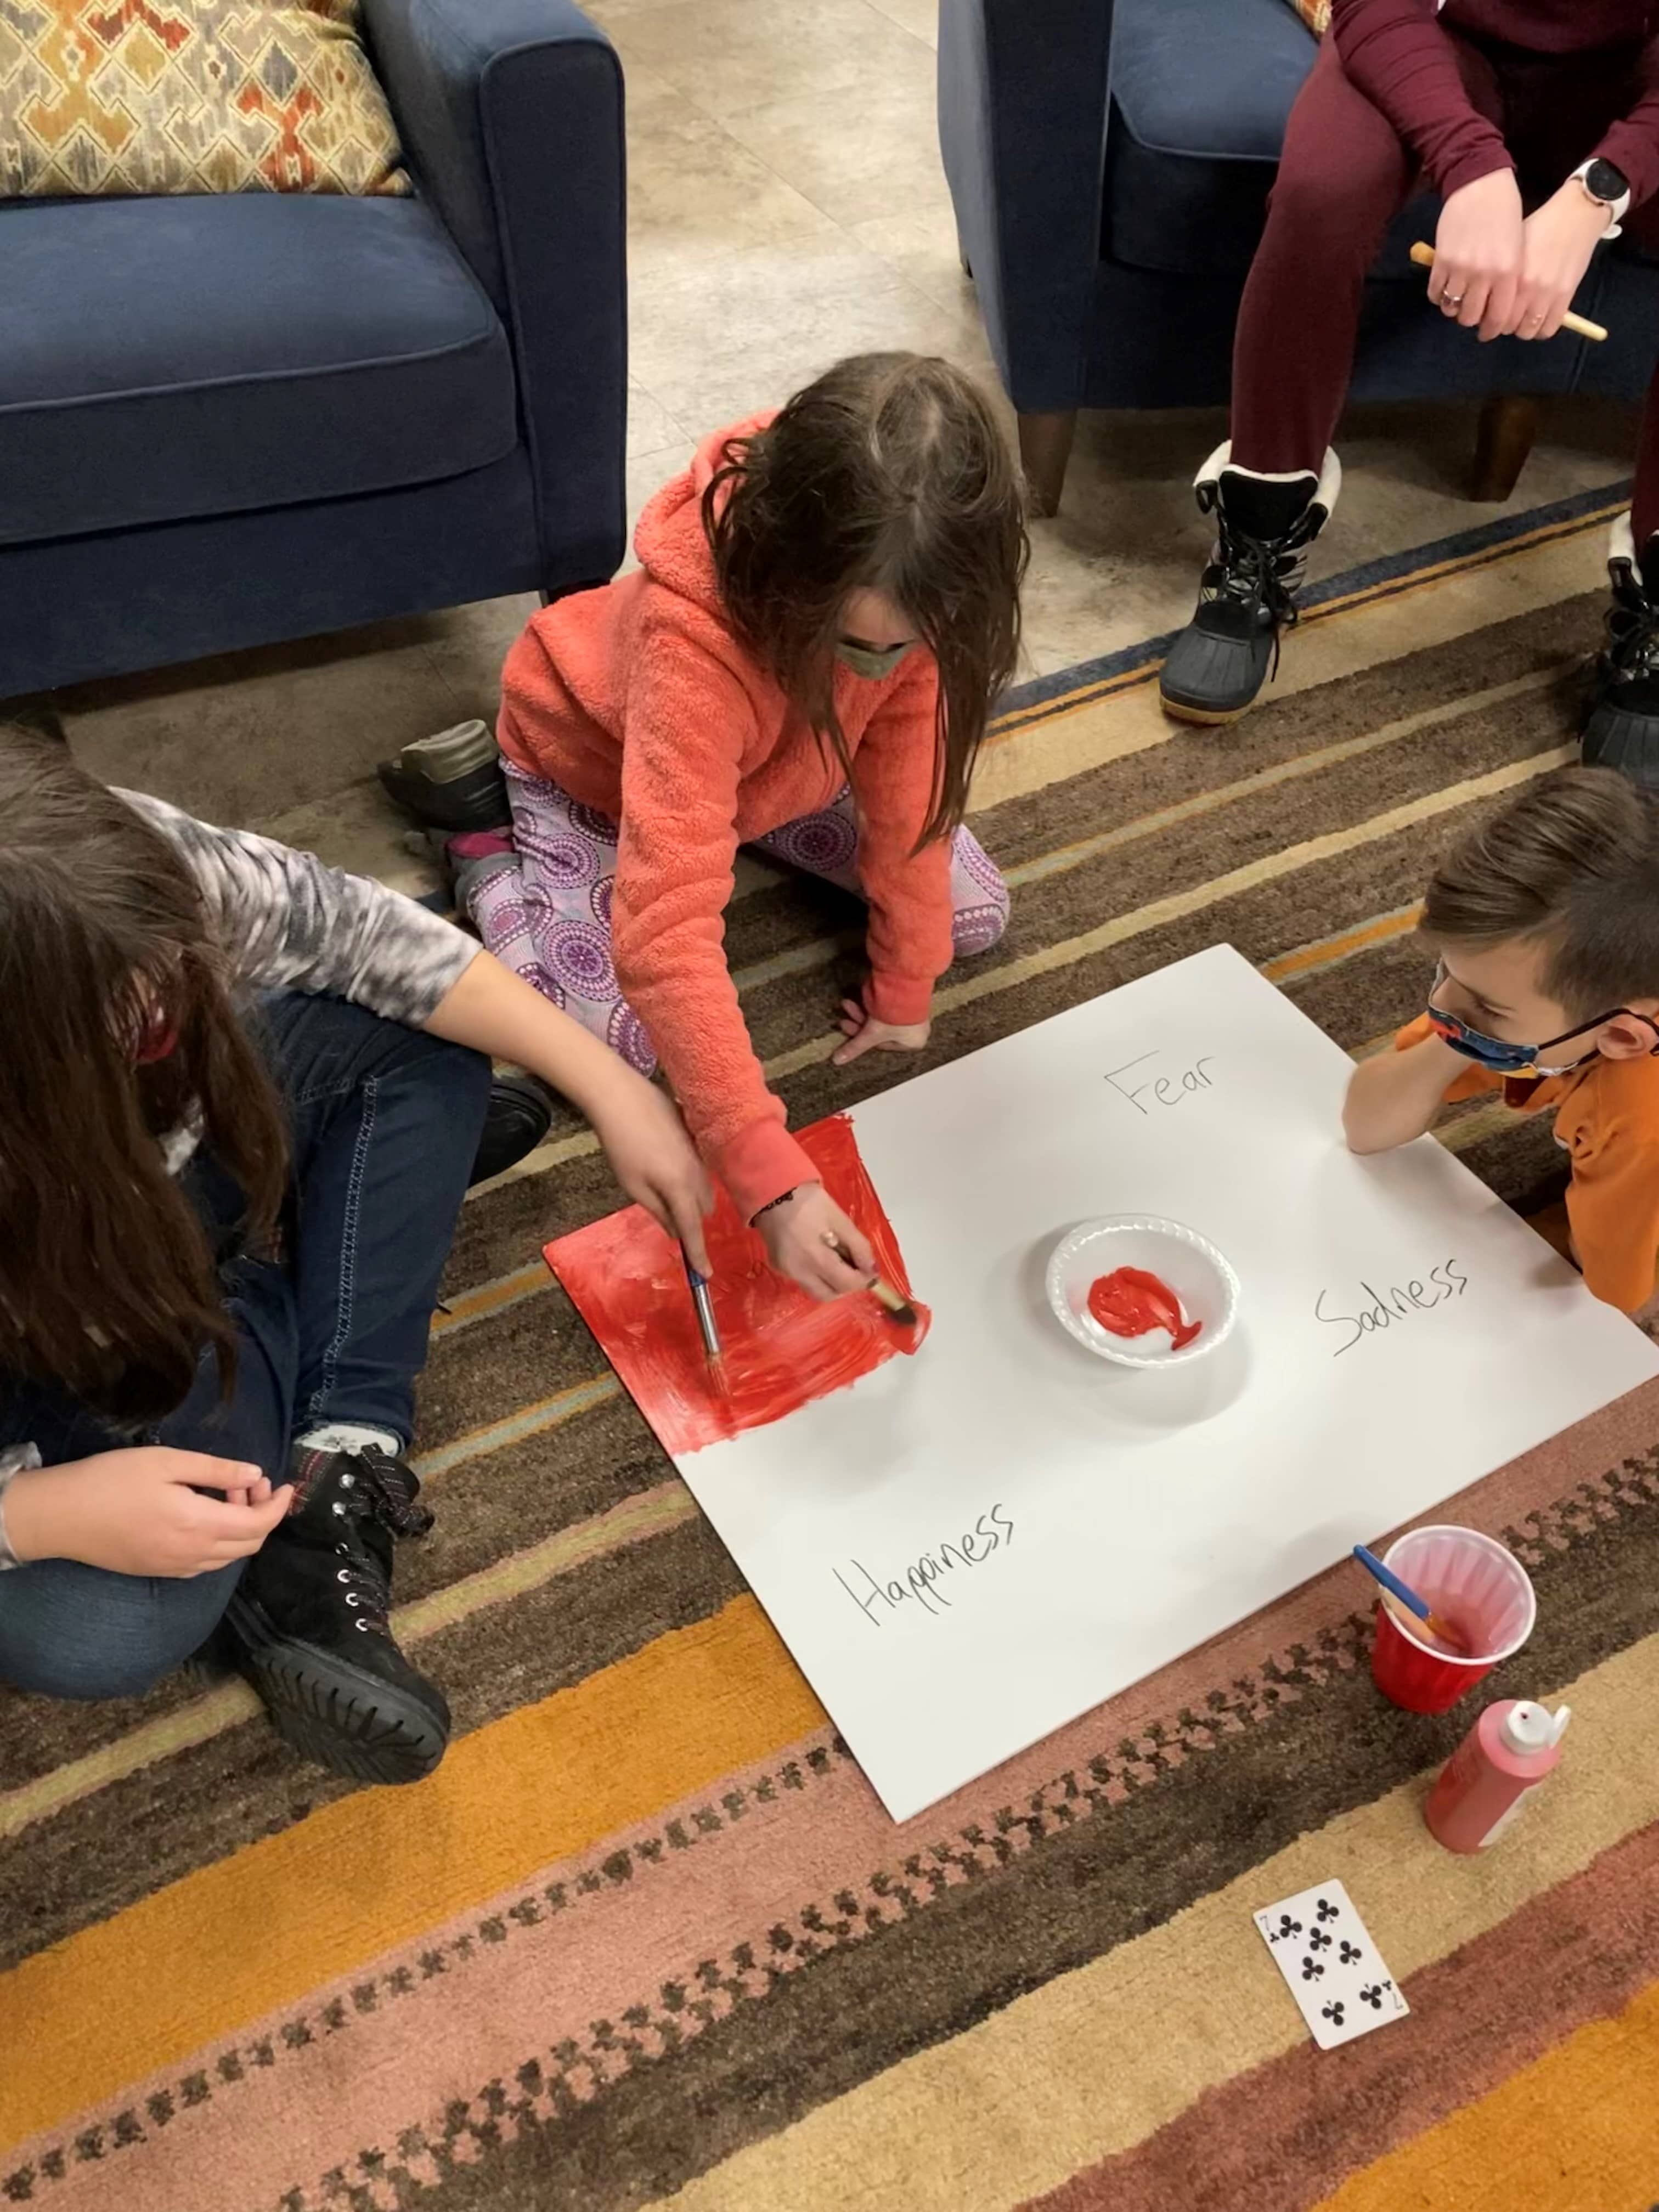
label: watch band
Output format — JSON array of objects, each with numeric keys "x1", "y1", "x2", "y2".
[{"x1": 1572, "y1": 159, "x2": 1631, "y2": 240}]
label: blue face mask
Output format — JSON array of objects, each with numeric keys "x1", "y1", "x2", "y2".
[
  {"x1": 834, "y1": 635, "x2": 913, "y2": 681},
  {"x1": 1426, "y1": 962, "x2": 1659, "y2": 1076}
]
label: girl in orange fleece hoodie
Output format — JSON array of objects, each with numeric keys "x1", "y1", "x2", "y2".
[{"x1": 383, "y1": 354, "x2": 1028, "y2": 1301}]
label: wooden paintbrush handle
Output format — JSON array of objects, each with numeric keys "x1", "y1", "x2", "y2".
[
  {"x1": 1407, "y1": 242, "x2": 1607, "y2": 341},
  {"x1": 821, "y1": 1233, "x2": 916, "y2": 1322}
]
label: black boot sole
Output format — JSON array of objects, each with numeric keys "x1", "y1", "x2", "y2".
[
  {"x1": 224, "y1": 1592, "x2": 450, "y2": 1785},
  {"x1": 1159, "y1": 693, "x2": 1248, "y2": 727}
]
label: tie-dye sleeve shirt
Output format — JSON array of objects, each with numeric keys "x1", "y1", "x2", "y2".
[{"x1": 119, "y1": 790, "x2": 480, "y2": 1026}]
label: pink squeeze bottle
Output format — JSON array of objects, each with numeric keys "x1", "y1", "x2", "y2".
[{"x1": 1424, "y1": 1700, "x2": 1571, "y2": 1854}]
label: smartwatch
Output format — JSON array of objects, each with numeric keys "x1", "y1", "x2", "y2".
[{"x1": 1571, "y1": 158, "x2": 1632, "y2": 240}]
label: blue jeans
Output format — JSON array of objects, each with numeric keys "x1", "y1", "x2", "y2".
[{"x1": 0, "y1": 994, "x2": 489, "y2": 1700}]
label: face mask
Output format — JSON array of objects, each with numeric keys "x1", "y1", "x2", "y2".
[
  {"x1": 1425, "y1": 961, "x2": 1659, "y2": 1077},
  {"x1": 834, "y1": 636, "x2": 912, "y2": 681}
]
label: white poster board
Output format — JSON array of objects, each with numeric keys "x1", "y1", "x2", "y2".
[{"x1": 675, "y1": 946, "x2": 1659, "y2": 1821}]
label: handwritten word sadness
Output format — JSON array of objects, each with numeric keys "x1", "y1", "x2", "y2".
[
  {"x1": 1104, "y1": 1052, "x2": 1217, "y2": 1115},
  {"x1": 1316, "y1": 1259, "x2": 1469, "y2": 1356},
  {"x1": 835, "y1": 1504, "x2": 1015, "y2": 1626}
]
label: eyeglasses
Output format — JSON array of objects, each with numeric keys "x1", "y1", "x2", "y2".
[{"x1": 1426, "y1": 961, "x2": 1659, "y2": 1075}]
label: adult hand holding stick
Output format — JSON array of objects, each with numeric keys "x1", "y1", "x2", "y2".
[
  {"x1": 1424, "y1": 170, "x2": 1526, "y2": 341},
  {"x1": 1409, "y1": 240, "x2": 1607, "y2": 345}
]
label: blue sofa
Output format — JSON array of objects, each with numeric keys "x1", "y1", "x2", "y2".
[
  {"x1": 0, "y1": 0, "x2": 625, "y2": 699},
  {"x1": 938, "y1": 0, "x2": 1659, "y2": 511}
]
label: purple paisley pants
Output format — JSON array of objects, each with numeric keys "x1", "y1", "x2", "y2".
[{"x1": 468, "y1": 761, "x2": 1011, "y2": 1076}]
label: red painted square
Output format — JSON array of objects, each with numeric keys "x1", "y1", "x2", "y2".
[{"x1": 545, "y1": 1114, "x2": 928, "y2": 1454}]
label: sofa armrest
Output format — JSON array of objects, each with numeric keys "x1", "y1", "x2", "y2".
[
  {"x1": 938, "y1": 0, "x2": 1116, "y2": 414},
  {"x1": 364, "y1": 0, "x2": 626, "y2": 588}
]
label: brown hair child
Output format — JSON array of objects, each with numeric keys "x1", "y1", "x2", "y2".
[
  {"x1": 380, "y1": 351, "x2": 1029, "y2": 1302},
  {"x1": 0, "y1": 719, "x2": 707, "y2": 1774}
]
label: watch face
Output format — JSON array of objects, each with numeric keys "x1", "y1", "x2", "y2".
[{"x1": 1586, "y1": 158, "x2": 1629, "y2": 204}]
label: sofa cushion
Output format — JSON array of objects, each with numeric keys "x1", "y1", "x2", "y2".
[
  {"x1": 1105, "y1": 0, "x2": 1445, "y2": 280},
  {"x1": 0, "y1": 193, "x2": 518, "y2": 548},
  {"x1": 1, "y1": 0, "x2": 408, "y2": 200},
  {"x1": 1106, "y1": 0, "x2": 1317, "y2": 276}
]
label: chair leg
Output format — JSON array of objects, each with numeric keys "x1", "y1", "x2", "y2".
[
  {"x1": 1470, "y1": 394, "x2": 1538, "y2": 503},
  {"x1": 1018, "y1": 409, "x2": 1077, "y2": 518}
]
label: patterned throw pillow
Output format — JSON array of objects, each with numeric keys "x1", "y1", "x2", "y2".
[
  {"x1": 0, "y1": 1, "x2": 409, "y2": 198},
  {"x1": 1285, "y1": 0, "x2": 1330, "y2": 29}
]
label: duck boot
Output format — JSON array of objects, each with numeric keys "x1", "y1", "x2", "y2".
[{"x1": 1159, "y1": 445, "x2": 1341, "y2": 725}]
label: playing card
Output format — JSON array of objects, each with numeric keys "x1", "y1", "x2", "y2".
[{"x1": 1253, "y1": 1878, "x2": 1409, "y2": 2051}]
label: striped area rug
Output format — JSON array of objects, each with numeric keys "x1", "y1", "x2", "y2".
[{"x1": 8, "y1": 483, "x2": 1659, "y2": 2212}]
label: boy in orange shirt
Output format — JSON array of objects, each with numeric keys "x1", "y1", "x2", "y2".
[{"x1": 1344, "y1": 766, "x2": 1659, "y2": 1316}]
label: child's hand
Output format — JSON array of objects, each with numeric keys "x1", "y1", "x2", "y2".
[
  {"x1": 589, "y1": 1073, "x2": 716, "y2": 1273},
  {"x1": 832, "y1": 998, "x2": 931, "y2": 1068},
  {"x1": 755, "y1": 1183, "x2": 877, "y2": 1300},
  {"x1": 3, "y1": 1448, "x2": 290, "y2": 1577},
  {"x1": 1430, "y1": 168, "x2": 1525, "y2": 341},
  {"x1": 1343, "y1": 1030, "x2": 1466, "y2": 1155}
]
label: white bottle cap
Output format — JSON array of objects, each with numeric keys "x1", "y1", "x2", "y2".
[{"x1": 1500, "y1": 1701, "x2": 1556, "y2": 1754}]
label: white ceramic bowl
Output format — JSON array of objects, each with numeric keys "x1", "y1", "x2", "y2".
[{"x1": 1046, "y1": 1216, "x2": 1240, "y2": 1369}]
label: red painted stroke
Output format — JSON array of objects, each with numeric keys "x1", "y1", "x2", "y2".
[
  {"x1": 545, "y1": 1114, "x2": 929, "y2": 1455},
  {"x1": 1087, "y1": 1266, "x2": 1201, "y2": 1351}
]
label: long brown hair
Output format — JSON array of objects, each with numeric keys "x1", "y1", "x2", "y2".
[
  {"x1": 0, "y1": 718, "x2": 289, "y2": 1421},
  {"x1": 703, "y1": 352, "x2": 1028, "y2": 848},
  {"x1": 1423, "y1": 765, "x2": 1659, "y2": 1014}
]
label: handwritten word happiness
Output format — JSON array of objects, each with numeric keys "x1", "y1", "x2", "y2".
[
  {"x1": 1104, "y1": 1051, "x2": 1217, "y2": 1115},
  {"x1": 1314, "y1": 1259, "x2": 1469, "y2": 1356},
  {"x1": 834, "y1": 1504, "x2": 1015, "y2": 1627}
]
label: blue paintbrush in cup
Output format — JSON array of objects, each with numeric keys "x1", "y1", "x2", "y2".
[{"x1": 1352, "y1": 1545, "x2": 1469, "y2": 1654}]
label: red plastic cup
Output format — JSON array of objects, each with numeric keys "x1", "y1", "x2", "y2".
[{"x1": 1369, "y1": 1525, "x2": 1536, "y2": 1714}]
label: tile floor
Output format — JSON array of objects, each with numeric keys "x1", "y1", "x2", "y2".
[{"x1": 56, "y1": 0, "x2": 1639, "y2": 874}]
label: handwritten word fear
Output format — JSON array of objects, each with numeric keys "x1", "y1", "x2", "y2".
[
  {"x1": 834, "y1": 1505, "x2": 1015, "y2": 1626},
  {"x1": 1104, "y1": 1052, "x2": 1217, "y2": 1116},
  {"x1": 1315, "y1": 1260, "x2": 1469, "y2": 1356}
]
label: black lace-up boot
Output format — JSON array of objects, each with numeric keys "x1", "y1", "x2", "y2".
[
  {"x1": 1159, "y1": 445, "x2": 1341, "y2": 725},
  {"x1": 224, "y1": 1444, "x2": 449, "y2": 1784},
  {"x1": 1583, "y1": 515, "x2": 1659, "y2": 791}
]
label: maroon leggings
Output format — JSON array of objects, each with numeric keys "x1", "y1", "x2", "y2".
[{"x1": 1233, "y1": 30, "x2": 1659, "y2": 541}]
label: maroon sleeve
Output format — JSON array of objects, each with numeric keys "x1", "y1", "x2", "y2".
[
  {"x1": 1594, "y1": 38, "x2": 1659, "y2": 213},
  {"x1": 1329, "y1": 0, "x2": 1513, "y2": 198}
]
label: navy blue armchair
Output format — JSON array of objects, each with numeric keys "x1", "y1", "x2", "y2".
[
  {"x1": 0, "y1": 0, "x2": 625, "y2": 698},
  {"x1": 939, "y1": 0, "x2": 1659, "y2": 513}
]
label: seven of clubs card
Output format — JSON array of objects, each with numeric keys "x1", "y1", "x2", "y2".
[{"x1": 1254, "y1": 1878, "x2": 1409, "y2": 2051}]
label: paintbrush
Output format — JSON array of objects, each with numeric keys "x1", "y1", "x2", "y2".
[
  {"x1": 821, "y1": 1232, "x2": 918, "y2": 1327},
  {"x1": 681, "y1": 1247, "x2": 725, "y2": 1370},
  {"x1": 1352, "y1": 1545, "x2": 1470, "y2": 1655}
]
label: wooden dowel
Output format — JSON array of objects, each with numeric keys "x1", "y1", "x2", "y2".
[{"x1": 1408, "y1": 242, "x2": 1607, "y2": 342}]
